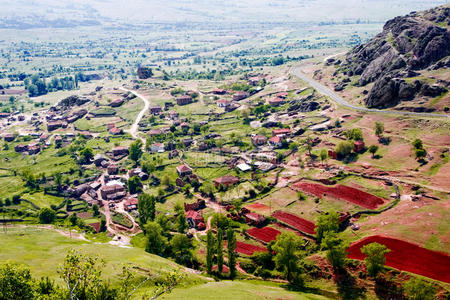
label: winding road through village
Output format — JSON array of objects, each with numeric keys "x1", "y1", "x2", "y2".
[
  {"x1": 291, "y1": 67, "x2": 450, "y2": 119},
  {"x1": 120, "y1": 87, "x2": 151, "y2": 143}
]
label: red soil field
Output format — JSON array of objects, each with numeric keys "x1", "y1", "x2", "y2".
[
  {"x1": 247, "y1": 226, "x2": 281, "y2": 243},
  {"x1": 293, "y1": 182, "x2": 386, "y2": 209},
  {"x1": 272, "y1": 211, "x2": 316, "y2": 235},
  {"x1": 235, "y1": 241, "x2": 267, "y2": 256},
  {"x1": 246, "y1": 202, "x2": 270, "y2": 211},
  {"x1": 347, "y1": 235, "x2": 450, "y2": 283}
]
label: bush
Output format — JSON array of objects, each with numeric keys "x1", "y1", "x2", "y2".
[
  {"x1": 38, "y1": 208, "x2": 56, "y2": 224},
  {"x1": 335, "y1": 141, "x2": 353, "y2": 158}
]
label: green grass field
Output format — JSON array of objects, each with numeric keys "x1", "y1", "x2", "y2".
[{"x1": 0, "y1": 226, "x2": 332, "y2": 299}]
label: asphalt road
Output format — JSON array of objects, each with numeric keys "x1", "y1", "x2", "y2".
[{"x1": 291, "y1": 67, "x2": 450, "y2": 119}]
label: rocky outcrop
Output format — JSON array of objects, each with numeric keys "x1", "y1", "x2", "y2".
[{"x1": 340, "y1": 5, "x2": 450, "y2": 108}]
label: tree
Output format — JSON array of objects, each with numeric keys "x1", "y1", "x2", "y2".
[
  {"x1": 217, "y1": 228, "x2": 224, "y2": 275},
  {"x1": 321, "y1": 232, "x2": 347, "y2": 271},
  {"x1": 345, "y1": 128, "x2": 363, "y2": 141},
  {"x1": 227, "y1": 228, "x2": 237, "y2": 279},
  {"x1": 129, "y1": 140, "x2": 143, "y2": 163},
  {"x1": 273, "y1": 232, "x2": 304, "y2": 285},
  {"x1": 361, "y1": 242, "x2": 390, "y2": 277},
  {"x1": 162, "y1": 175, "x2": 171, "y2": 189},
  {"x1": 206, "y1": 229, "x2": 215, "y2": 274},
  {"x1": 316, "y1": 211, "x2": 340, "y2": 244},
  {"x1": 374, "y1": 122, "x2": 384, "y2": 137},
  {"x1": 335, "y1": 141, "x2": 353, "y2": 158},
  {"x1": 138, "y1": 193, "x2": 156, "y2": 226},
  {"x1": 415, "y1": 148, "x2": 427, "y2": 160},
  {"x1": 170, "y1": 235, "x2": 194, "y2": 265},
  {"x1": 0, "y1": 262, "x2": 35, "y2": 300},
  {"x1": 55, "y1": 173, "x2": 62, "y2": 191},
  {"x1": 206, "y1": 230, "x2": 215, "y2": 274},
  {"x1": 368, "y1": 145, "x2": 379, "y2": 158},
  {"x1": 128, "y1": 176, "x2": 142, "y2": 194},
  {"x1": 39, "y1": 208, "x2": 56, "y2": 224},
  {"x1": 58, "y1": 249, "x2": 107, "y2": 300},
  {"x1": 79, "y1": 147, "x2": 93, "y2": 164},
  {"x1": 304, "y1": 137, "x2": 313, "y2": 156},
  {"x1": 100, "y1": 219, "x2": 107, "y2": 232},
  {"x1": 404, "y1": 278, "x2": 436, "y2": 300},
  {"x1": 174, "y1": 204, "x2": 188, "y2": 233},
  {"x1": 319, "y1": 149, "x2": 328, "y2": 165},
  {"x1": 212, "y1": 213, "x2": 229, "y2": 230},
  {"x1": 144, "y1": 221, "x2": 168, "y2": 255},
  {"x1": 69, "y1": 213, "x2": 78, "y2": 226},
  {"x1": 92, "y1": 204, "x2": 99, "y2": 217},
  {"x1": 412, "y1": 139, "x2": 423, "y2": 150}
]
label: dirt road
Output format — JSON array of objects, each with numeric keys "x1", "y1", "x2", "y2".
[{"x1": 120, "y1": 87, "x2": 150, "y2": 142}]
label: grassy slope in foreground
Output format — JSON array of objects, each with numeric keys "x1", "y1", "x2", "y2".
[{"x1": 0, "y1": 227, "x2": 330, "y2": 300}]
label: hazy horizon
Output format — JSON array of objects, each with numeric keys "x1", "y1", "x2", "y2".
[{"x1": 0, "y1": 0, "x2": 448, "y2": 28}]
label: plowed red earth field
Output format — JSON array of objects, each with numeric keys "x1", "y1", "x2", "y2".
[
  {"x1": 292, "y1": 182, "x2": 385, "y2": 209},
  {"x1": 247, "y1": 227, "x2": 281, "y2": 243},
  {"x1": 235, "y1": 241, "x2": 267, "y2": 256},
  {"x1": 347, "y1": 235, "x2": 450, "y2": 283},
  {"x1": 272, "y1": 211, "x2": 316, "y2": 235}
]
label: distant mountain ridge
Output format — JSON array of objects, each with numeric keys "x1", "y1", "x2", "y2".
[{"x1": 337, "y1": 5, "x2": 450, "y2": 108}]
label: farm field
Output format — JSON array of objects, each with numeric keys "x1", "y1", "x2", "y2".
[
  {"x1": 272, "y1": 211, "x2": 317, "y2": 235},
  {"x1": 292, "y1": 182, "x2": 387, "y2": 210},
  {"x1": 347, "y1": 235, "x2": 450, "y2": 284}
]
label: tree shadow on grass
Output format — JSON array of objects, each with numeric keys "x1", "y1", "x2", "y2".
[{"x1": 334, "y1": 269, "x2": 366, "y2": 300}]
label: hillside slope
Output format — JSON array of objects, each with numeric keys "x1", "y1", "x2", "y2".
[{"x1": 330, "y1": 5, "x2": 450, "y2": 111}]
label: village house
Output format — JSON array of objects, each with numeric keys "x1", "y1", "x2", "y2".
[
  {"x1": 212, "y1": 88, "x2": 226, "y2": 95},
  {"x1": 244, "y1": 212, "x2": 266, "y2": 226},
  {"x1": 107, "y1": 164, "x2": 119, "y2": 175},
  {"x1": 124, "y1": 197, "x2": 138, "y2": 211},
  {"x1": 0, "y1": 112, "x2": 10, "y2": 118},
  {"x1": 14, "y1": 144, "x2": 27, "y2": 152},
  {"x1": 248, "y1": 76, "x2": 264, "y2": 86},
  {"x1": 251, "y1": 135, "x2": 267, "y2": 146},
  {"x1": 269, "y1": 136, "x2": 283, "y2": 148},
  {"x1": 168, "y1": 149, "x2": 179, "y2": 159},
  {"x1": 214, "y1": 175, "x2": 240, "y2": 188},
  {"x1": 109, "y1": 127, "x2": 122, "y2": 135},
  {"x1": 110, "y1": 98, "x2": 124, "y2": 107},
  {"x1": 236, "y1": 163, "x2": 251, "y2": 172},
  {"x1": 100, "y1": 184, "x2": 126, "y2": 200},
  {"x1": 27, "y1": 145, "x2": 40, "y2": 155},
  {"x1": 268, "y1": 97, "x2": 286, "y2": 107},
  {"x1": 3, "y1": 133, "x2": 14, "y2": 142},
  {"x1": 168, "y1": 110, "x2": 179, "y2": 119},
  {"x1": 148, "y1": 129, "x2": 163, "y2": 136},
  {"x1": 328, "y1": 150, "x2": 338, "y2": 159},
  {"x1": 182, "y1": 138, "x2": 193, "y2": 147},
  {"x1": 186, "y1": 210, "x2": 205, "y2": 229},
  {"x1": 232, "y1": 91, "x2": 249, "y2": 101},
  {"x1": 149, "y1": 106, "x2": 162, "y2": 115},
  {"x1": 184, "y1": 199, "x2": 206, "y2": 211},
  {"x1": 151, "y1": 143, "x2": 165, "y2": 153},
  {"x1": 176, "y1": 164, "x2": 193, "y2": 177},
  {"x1": 94, "y1": 154, "x2": 108, "y2": 166},
  {"x1": 112, "y1": 146, "x2": 129, "y2": 157},
  {"x1": 39, "y1": 133, "x2": 48, "y2": 142},
  {"x1": 216, "y1": 99, "x2": 230, "y2": 108},
  {"x1": 354, "y1": 140, "x2": 365, "y2": 153},
  {"x1": 47, "y1": 120, "x2": 63, "y2": 131},
  {"x1": 272, "y1": 128, "x2": 291, "y2": 137},
  {"x1": 176, "y1": 95, "x2": 192, "y2": 106}
]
